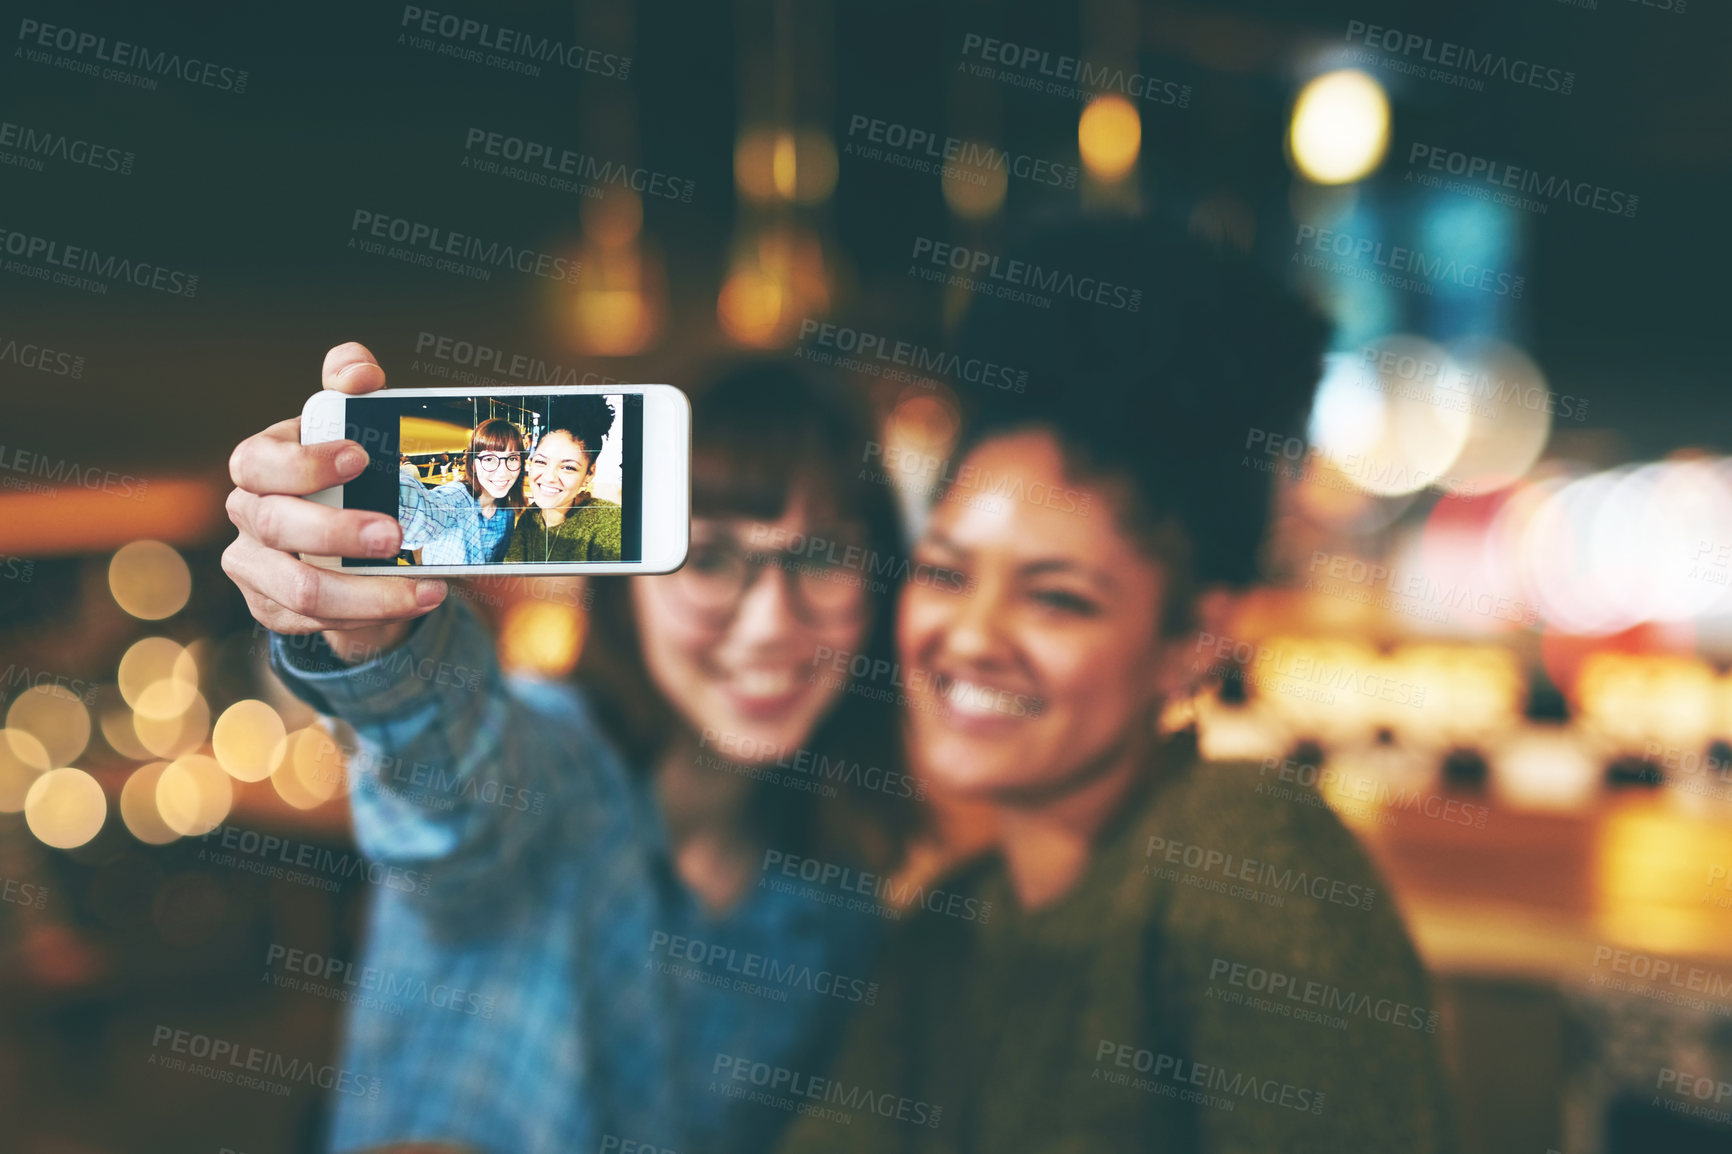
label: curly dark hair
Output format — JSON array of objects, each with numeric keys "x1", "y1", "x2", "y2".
[
  {"x1": 951, "y1": 214, "x2": 1332, "y2": 633},
  {"x1": 540, "y1": 394, "x2": 617, "y2": 462}
]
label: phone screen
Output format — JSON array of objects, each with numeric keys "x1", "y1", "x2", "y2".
[{"x1": 342, "y1": 392, "x2": 644, "y2": 566}]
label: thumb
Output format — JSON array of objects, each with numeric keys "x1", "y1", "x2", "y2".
[{"x1": 322, "y1": 342, "x2": 387, "y2": 395}]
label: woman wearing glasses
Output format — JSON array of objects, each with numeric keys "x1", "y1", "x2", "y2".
[
  {"x1": 504, "y1": 395, "x2": 623, "y2": 563},
  {"x1": 220, "y1": 349, "x2": 911, "y2": 1154},
  {"x1": 396, "y1": 418, "x2": 526, "y2": 565}
]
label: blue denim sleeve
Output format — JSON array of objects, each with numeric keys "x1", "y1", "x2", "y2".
[{"x1": 268, "y1": 600, "x2": 614, "y2": 908}]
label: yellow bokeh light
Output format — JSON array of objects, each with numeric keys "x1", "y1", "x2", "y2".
[
  {"x1": 941, "y1": 141, "x2": 1010, "y2": 219},
  {"x1": 736, "y1": 127, "x2": 839, "y2": 205},
  {"x1": 24, "y1": 767, "x2": 107, "y2": 849},
  {"x1": 500, "y1": 600, "x2": 586, "y2": 676},
  {"x1": 1078, "y1": 95, "x2": 1142, "y2": 183},
  {"x1": 1288, "y1": 69, "x2": 1390, "y2": 185},
  {"x1": 0, "y1": 728, "x2": 51, "y2": 813},
  {"x1": 155, "y1": 753, "x2": 233, "y2": 837},
  {"x1": 718, "y1": 266, "x2": 791, "y2": 347},
  {"x1": 120, "y1": 761, "x2": 180, "y2": 845},
  {"x1": 271, "y1": 726, "x2": 349, "y2": 810},
  {"x1": 118, "y1": 637, "x2": 198, "y2": 709},
  {"x1": 100, "y1": 706, "x2": 153, "y2": 760},
  {"x1": 212, "y1": 699, "x2": 287, "y2": 783},
  {"x1": 108, "y1": 540, "x2": 192, "y2": 620},
  {"x1": 6, "y1": 683, "x2": 91, "y2": 767},
  {"x1": 134, "y1": 690, "x2": 210, "y2": 760}
]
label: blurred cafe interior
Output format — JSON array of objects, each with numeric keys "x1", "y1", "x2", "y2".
[{"x1": 3, "y1": 0, "x2": 1732, "y2": 1150}]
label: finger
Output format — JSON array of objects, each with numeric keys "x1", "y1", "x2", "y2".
[
  {"x1": 230, "y1": 420, "x2": 371, "y2": 495},
  {"x1": 323, "y1": 342, "x2": 387, "y2": 395},
  {"x1": 227, "y1": 489, "x2": 402, "y2": 558},
  {"x1": 222, "y1": 534, "x2": 445, "y2": 629}
]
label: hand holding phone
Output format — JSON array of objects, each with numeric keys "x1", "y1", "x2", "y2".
[
  {"x1": 223, "y1": 343, "x2": 451, "y2": 654},
  {"x1": 299, "y1": 382, "x2": 688, "y2": 575}
]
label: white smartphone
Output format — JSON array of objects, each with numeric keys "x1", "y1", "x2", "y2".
[{"x1": 300, "y1": 385, "x2": 689, "y2": 574}]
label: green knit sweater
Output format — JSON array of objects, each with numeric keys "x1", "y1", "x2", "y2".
[
  {"x1": 774, "y1": 744, "x2": 1458, "y2": 1153},
  {"x1": 502, "y1": 498, "x2": 622, "y2": 563}
]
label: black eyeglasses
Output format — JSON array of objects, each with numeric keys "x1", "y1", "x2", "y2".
[
  {"x1": 471, "y1": 452, "x2": 525, "y2": 472},
  {"x1": 669, "y1": 533, "x2": 870, "y2": 625}
]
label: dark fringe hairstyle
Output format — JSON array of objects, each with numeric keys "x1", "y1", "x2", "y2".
[{"x1": 574, "y1": 359, "x2": 913, "y2": 870}]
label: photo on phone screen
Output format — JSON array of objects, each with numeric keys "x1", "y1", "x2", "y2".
[{"x1": 341, "y1": 392, "x2": 644, "y2": 566}]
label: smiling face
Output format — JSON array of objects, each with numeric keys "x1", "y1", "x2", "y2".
[
  {"x1": 472, "y1": 452, "x2": 521, "y2": 500},
  {"x1": 632, "y1": 491, "x2": 870, "y2": 766},
  {"x1": 898, "y1": 429, "x2": 1175, "y2": 803},
  {"x1": 526, "y1": 429, "x2": 593, "y2": 512}
]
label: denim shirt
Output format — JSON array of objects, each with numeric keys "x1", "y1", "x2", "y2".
[
  {"x1": 269, "y1": 601, "x2": 882, "y2": 1154},
  {"x1": 397, "y1": 470, "x2": 516, "y2": 564}
]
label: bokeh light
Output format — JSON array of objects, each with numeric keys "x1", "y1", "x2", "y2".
[
  {"x1": 120, "y1": 761, "x2": 181, "y2": 845},
  {"x1": 270, "y1": 726, "x2": 349, "y2": 810},
  {"x1": 117, "y1": 637, "x2": 199, "y2": 709},
  {"x1": 155, "y1": 754, "x2": 233, "y2": 837},
  {"x1": 24, "y1": 767, "x2": 108, "y2": 849},
  {"x1": 108, "y1": 540, "x2": 192, "y2": 620},
  {"x1": 6, "y1": 683, "x2": 92, "y2": 767},
  {"x1": 133, "y1": 689, "x2": 210, "y2": 760},
  {"x1": 734, "y1": 127, "x2": 839, "y2": 204},
  {"x1": 211, "y1": 699, "x2": 288, "y2": 783},
  {"x1": 1309, "y1": 339, "x2": 1472, "y2": 497},
  {"x1": 941, "y1": 141, "x2": 1010, "y2": 219},
  {"x1": 1288, "y1": 69, "x2": 1390, "y2": 185},
  {"x1": 500, "y1": 600, "x2": 586, "y2": 676},
  {"x1": 0, "y1": 728, "x2": 51, "y2": 813},
  {"x1": 1078, "y1": 95, "x2": 1142, "y2": 183}
]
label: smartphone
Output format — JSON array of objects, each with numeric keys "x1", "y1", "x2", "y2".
[{"x1": 300, "y1": 385, "x2": 689, "y2": 574}]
